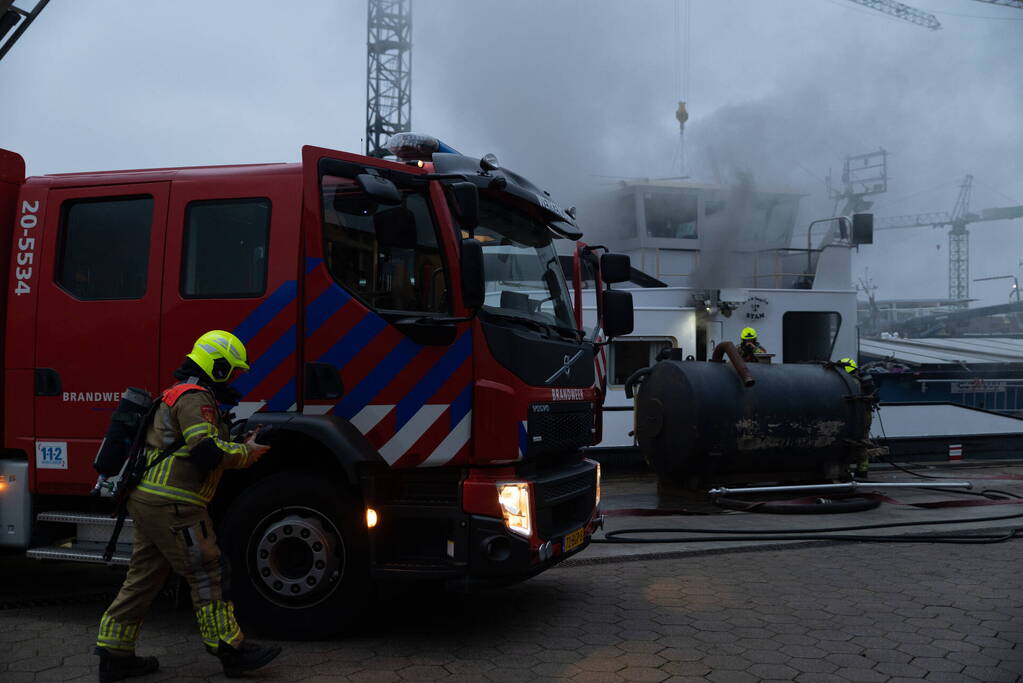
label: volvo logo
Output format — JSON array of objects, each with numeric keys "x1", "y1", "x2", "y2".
[{"x1": 544, "y1": 349, "x2": 585, "y2": 385}]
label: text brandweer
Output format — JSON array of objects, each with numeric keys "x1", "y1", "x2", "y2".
[{"x1": 63, "y1": 391, "x2": 123, "y2": 402}]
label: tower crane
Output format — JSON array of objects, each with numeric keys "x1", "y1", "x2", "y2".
[
  {"x1": 876, "y1": 175, "x2": 1023, "y2": 302},
  {"x1": 365, "y1": 0, "x2": 412, "y2": 158},
  {"x1": 845, "y1": 0, "x2": 942, "y2": 29},
  {"x1": 844, "y1": 0, "x2": 1023, "y2": 29}
]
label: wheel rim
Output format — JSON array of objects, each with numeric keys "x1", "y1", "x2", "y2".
[{"x1": 248, "y1": 506, "x2": 345, "y2": 608}]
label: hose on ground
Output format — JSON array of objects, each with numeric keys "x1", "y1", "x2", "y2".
[
  {"x1": 595, "y1": 528, "x2": 1023, "y2": 545},
  {"x1": 594, "y1": 509, "x2": 1023, "y2": 545}
]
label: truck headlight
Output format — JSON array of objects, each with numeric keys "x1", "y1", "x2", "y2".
[{"x1": 497, "y1": 482, "x2": 532, "y2": 537}]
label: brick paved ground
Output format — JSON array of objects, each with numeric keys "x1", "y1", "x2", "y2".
[{"x1": 1, "y1": 541, "x2": 1021, "y2": 682}]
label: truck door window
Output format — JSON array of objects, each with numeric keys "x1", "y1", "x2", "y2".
[
  {"x1": 181, "y1": 198, "x2": 270, "y2": 298},
  {"x1": 321, "y1": 175, "x2": 447, "y2": 313},
  {"x1": 57, "y1": 196, "x2": 153, "y2": 300}
]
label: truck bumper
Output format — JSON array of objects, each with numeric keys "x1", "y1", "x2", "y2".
[
  {"x1": 452, "y1": 511, "x2": 598, "y2": 589},
  {"x1": 368, "y1": 458, "x2": 599, "y2": 587}
]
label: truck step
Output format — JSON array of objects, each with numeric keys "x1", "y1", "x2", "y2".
[
  {"x1": 35, "y1": 511, "x2": 133, "y2": 545},
  {"x1": 35, "y1": 511, "x2": 131, "y2": 527},
  {"x1": 26, "y1": 544, "x2": 131, "y2": 565}
]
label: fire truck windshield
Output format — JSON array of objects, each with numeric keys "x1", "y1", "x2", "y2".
[{"x1": 473, "y1": 198, "x2": 577, "y2": 336}]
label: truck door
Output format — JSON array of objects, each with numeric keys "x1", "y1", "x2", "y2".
[
  {"x1": 34, "y1": 183, "x2": 169, "y2": 493},
  {"x1": 301, "y1": 147, "x2": 473, "y2": 468},
  {"x1": 159, "y1": 171, "x2": 301, "y2": 418}
]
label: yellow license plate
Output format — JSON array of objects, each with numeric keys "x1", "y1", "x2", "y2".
[{"x1": 563, "y1": 527, "x2": 585, "y2": 553}]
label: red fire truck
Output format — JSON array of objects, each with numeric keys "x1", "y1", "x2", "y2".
[{"x1": 0, "y1": 133, "x2": 633, "y2": 635}]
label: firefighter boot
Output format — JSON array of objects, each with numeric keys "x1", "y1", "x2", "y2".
[
  {"x1": 94, "y1": 647, "x2": 159, "y2": 683},
  {"x1": 215, "y1": 640, "x2": 282, "y2": 678}
]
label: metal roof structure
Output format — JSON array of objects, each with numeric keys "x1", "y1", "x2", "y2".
[{"x1": 861, "y1": 336, "x2": 1023, "y2": 366}]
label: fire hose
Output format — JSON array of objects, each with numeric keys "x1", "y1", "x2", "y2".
[{"x1": 593, "y1": 479, "x2": 1023, "y2": 545}]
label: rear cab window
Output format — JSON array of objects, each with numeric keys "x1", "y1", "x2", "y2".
[
  {"x1": 57, "y1": 196, "x2": 153, "y2": 300},
  {"x1": 181, "y1": 198, "x2": 270, "y2": 298}
]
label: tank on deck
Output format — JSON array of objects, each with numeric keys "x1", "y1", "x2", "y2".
[{"x1": 632, "y1": 352, "x2": 870, "y2": 483}]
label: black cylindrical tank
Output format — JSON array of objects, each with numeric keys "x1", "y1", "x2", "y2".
[{"x1": 635, "y1": 360, "x2": 869, "y2": 479}]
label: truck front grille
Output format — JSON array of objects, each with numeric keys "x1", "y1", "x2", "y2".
[
  {"x1": 527, "y1": 401, "x2": 594, "y2": 457},
  {"x1": 533, "y1": 461, "x2": 597, "y2": 538},
  {"x1": 534, "y1": 469, "x2": 595, "y2": 506}
]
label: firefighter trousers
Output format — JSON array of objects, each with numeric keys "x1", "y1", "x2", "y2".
[{"x1": 96, "y1": 498, "x2": 244, "y2": 654}]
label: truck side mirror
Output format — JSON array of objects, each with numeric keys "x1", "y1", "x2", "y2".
[
  {"x1": 356, "y1": 173, "x2": 402, "y2": 205},
  {"x1": 603, "y1": 289, "x2": 634, "y2": 337},
  {"x1": 460, "y1": 238, "x2": 485, "y2": 310},
  {"x1": 852, "y1": 213, "x2": 873, "y2": 245},
  {"x1": 600, "y1": 253, "x2": 631, "y2": 284},
  {"x1": 450, "y1": 182, "x2": 479, "y2": 233}
]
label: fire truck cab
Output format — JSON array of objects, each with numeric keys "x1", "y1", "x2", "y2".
[{"x1": 0, "y1": 135, "x2": 633, "y2": 635}]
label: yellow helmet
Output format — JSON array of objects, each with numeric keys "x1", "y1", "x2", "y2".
[
  {"x1": 187, "y1": 330, "x2": 250, "y2": 383},
  {"x1": 840, "y1": 357, "x2": 858, "y2": 373},
  {"x1": 741, "y1": 327, "x2": 758, "y2": 341}
]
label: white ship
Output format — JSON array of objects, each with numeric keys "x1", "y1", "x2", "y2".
[{"x1": 574, "y1": 178, "x2": 1023, "y2": 460}]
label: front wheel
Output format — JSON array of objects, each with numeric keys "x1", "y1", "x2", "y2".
[{"x1": 218, "y1": 472, "x2": 370, "y2": 638}]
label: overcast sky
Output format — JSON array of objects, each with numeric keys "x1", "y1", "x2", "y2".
[{"x1": 2, "y1": 0, "x2": 1021, "y2": 304}]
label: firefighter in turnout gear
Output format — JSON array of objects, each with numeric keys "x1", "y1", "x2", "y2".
[
  {"x1": 94, "y1": 331, "x2": 280, "y2": 681},
  {"x1": 738, "y1": 327, "x2": 767, "y2": 363},
  {"x1": 840, "y1": 357, "x2": 884, "y2": 480}
]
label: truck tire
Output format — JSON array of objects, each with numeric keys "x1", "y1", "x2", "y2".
[{"x1": 218, "y1": 472, "x2": 370, "y2": 638}]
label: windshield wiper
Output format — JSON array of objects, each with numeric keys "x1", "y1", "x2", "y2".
[
  {"x1": 486, "y1": 311, "x2": 582, "y2": 343},
  {"x1": 549, "y1": 323, "x2": 584, "y2": 342},
  {"x1": 392, "y1": 314, "x2": 472, "y2": 326},
  {"x1": 485, "y1": 311, "x2": 550, "y2": 335}
]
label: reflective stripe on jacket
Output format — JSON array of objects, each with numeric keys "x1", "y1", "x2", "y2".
[{"x1": 133, "y1": 383, "x2": 252, "y2": 507}]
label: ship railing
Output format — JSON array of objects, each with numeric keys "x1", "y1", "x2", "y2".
[
  {"x1": 917, "y1": 378, "x2": 1023, "y2": 415},
  {"x1": 644, "y1": 246, "x2": 824, "y2": 289},
  {"x1": 746, "y1": 247, "x2": 819, "y2": 289}
]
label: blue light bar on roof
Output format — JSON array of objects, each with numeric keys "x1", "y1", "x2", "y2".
[{"x1": 385, "y1": 132, "x2": 461, "y2": 161}]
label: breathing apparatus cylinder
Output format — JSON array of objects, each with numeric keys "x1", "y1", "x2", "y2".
[{"x1": 93, "y1": 387, "x2": 153, "y2": 477}]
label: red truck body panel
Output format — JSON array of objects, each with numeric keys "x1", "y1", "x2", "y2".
[
  {"x1": 5, "y1": 148, "x2": 600, "y2": 492},
  {"x1": 10, "y1": 164, "x2": 306, "y2": 494}
]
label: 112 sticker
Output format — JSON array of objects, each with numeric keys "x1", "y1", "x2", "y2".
[{"x1": 36, "y1": 441, "x2": 68, "y2": 470}]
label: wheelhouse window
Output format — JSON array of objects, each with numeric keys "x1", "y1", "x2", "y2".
[
  {"x1": 57, "y1": 196, "x2": 153, "y2": 300},
  {"x1": 783, "y1": 311, "x2": 842, "y2": 362},
  {"x1": 610, "y1": 337, "x2": 675, "y2": 385},
  {"x1": 321, "y1": 175, "x2": 447, "y2": 313},
  {"x1": 181, "y1": 198, "x2": 270, "y2": 298},
  {"x1": 644, "y1": 190, "x2": 698, "y2": 239},
  {"x1": 742, "y1": 194, "x2": 799, "y2": 248}
]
